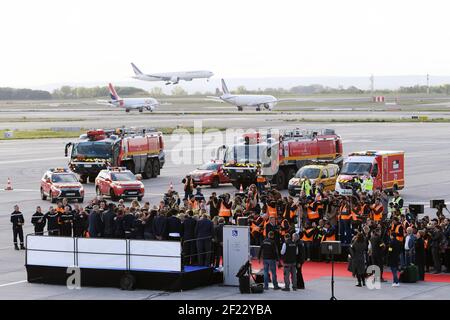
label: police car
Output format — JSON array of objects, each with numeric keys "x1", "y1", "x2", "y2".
[
  {"x1": 95, "y1": 167, "x2": 144, "y2": 201},
  {"x1": 40, "y1": 168, "x2": 84, "y2": 203}
]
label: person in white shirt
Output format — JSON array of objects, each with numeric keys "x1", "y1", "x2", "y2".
[{"x1": 404, "y1": 227, "x2": 416, "y2": 266}]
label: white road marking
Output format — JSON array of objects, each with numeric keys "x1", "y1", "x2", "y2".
[
  {"x1": 0, "y1": 280, "x2": 27, "y2": 288},
  {"x1": 0, "y1": 157, "x2": 63, "y2": 165},
  {"x1": 0, "y1": 189, "x2": 36, "y2": 193}
]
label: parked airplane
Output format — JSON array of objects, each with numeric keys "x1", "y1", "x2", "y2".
[
  {"x1": 131, "y1": 63, "x2": 214, "y2": 85},
  {"x1": 97, "y1": 83, "x2": 159, "y2": 113},
  {"x1": 207, "y1": 79, "x2": 303, "y2": 111}
]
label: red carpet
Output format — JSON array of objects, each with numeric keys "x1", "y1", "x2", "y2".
[{"x1": 251, "y1": 260, "x2": 450, "y2": 283}]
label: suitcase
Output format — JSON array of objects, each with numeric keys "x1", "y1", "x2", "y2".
[{"x1": 399, "y1": 265, "x2": 419, "y2": 283}]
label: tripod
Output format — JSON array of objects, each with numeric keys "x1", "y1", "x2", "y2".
[
  {"x1": 330, "y1": 250, "x2": 337, "y2": 300},
  {"x1": 321, "y1": 241, "x2": 341, "y2": 300}
]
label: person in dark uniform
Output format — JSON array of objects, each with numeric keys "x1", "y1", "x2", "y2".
[
  {"x1": 113, "y1": 209, "x2": 125, "y2": 239},
  {"x1": 207, "y1": 193, "x2": 219, "y2": 219},
  {"x1": 11, "y1": 205, "x2": 25, "y2": 250},
  {"x1": 153, "y1": 210, "x2": 168, "y2": 240},
  {"x1": 143, "y1": 209, "x2": 157, "y2": 240},
  {"x1": 183, "y1": 174, "x2": 195, "y2": 200},
  {"x1": 132, "y1": 213, "x2": 145, "y2": 239},
  {"x1": 415, "y1": 230, "x2": 426, "y2": 281},
  {"x1": 45, "y1": 206, "x2": 60, "y2": 236},
  {"x1": 167, "y1": 209, "x2": 182, "y2": 241},
  {"x1": 181, "y1": 212, "x2": 197, "y2": 265},
  {"x1": 387, "y1": 233, "x2": 402, "y2": 286},
  {"x1": 213, "y1": 217, "x2": 225, "y2": 268},
  {"x1": 123, "y1": 208, "x2": 136, "y2": 239},
  {"x1": 350, "y1": 232, "x2": 368, "y2": 287},
  {"x1": 293, "y1": 232, "x2": 306, "y2": 289},
  {"x1": 265, "y1": 216, "x2": 281, "y2": 250},
  {"x1": 31, "y1": 206, "x2": 46, "y2": 236},
  {"x1": 73, "y1": 208, "x2": 89, "y2": 237},
  {"x1": 369, "y1": 228, "x2": 387, "y2": 282},
  {"x1": 281, "y1": 233, "x2": 298, "y2": 291},
  {"x1": 258, "y1": 231, "x2": 281, "y2": 290},
  {"x1": 195, "y1": 214, "x2": 214, "y2": 266},
  {"x1": 59, "y1": 206, "x2": 74, "y2": 237},
  {"x1": 102, "y1": 203, "x2": 116, "y2": 238}
]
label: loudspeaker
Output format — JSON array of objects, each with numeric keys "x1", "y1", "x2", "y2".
[
  {"x1": 237, "y1": 217, "x2": 249, "y2": 226},
  {"x1": 409, "y1": 204, "x2": 424, "y2": 214},
  {"x1": 430, "y1": 200, "x2": 445, "y2": 209},
  {"x1": 321, "y1": 241, "x2": 342, "y2": 255}
]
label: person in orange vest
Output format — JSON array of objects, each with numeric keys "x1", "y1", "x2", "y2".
[
  {"x1": 312, "y1": 219, "x2": 325, "y2": 261},
  {"x1": 321, "y1": 221, "x2": 337, "y2": 262},
  {"x1": 351, "y1": 200, "x2": 364, "y2": 231},
  {"x1": 266, "y1": 199, "x2": 278, "y2": 220},
  {"x1": 250, "y1": 214, "x2": 264, "y2": 245},
  {"x1": 306, "y1": 197, "x2": 320, "y2": 225},
  {"x1": 283, "y1": 197, "x2": 298, "y2": 223},
  {"x1": 315, "y1": 190, "x2": 325, "y2": 218},
  {"x1": 256, "y1": 168, "x2": 266, "y2": 194},
  {"x1": 300, "y1": 222, "x2": 316, "y2": 261},
  {"x1": 218, "y1": 194, "x2": 232, "y2": 224},
  {"x1": 338, "y1": 197, "x2": 352, "y2": 244},
  {"x1": 189, "y1": 195, "x2": 200, "y2": 212},
  {"x1": 279, "y1": 218, "x2": 291, "y2": 240},
  {"x1": 370, "y1": 198, "x2": 384, "y2": 222},
  {"x1": 322, "y1": 221, "x2": 336, "y2": 242}
]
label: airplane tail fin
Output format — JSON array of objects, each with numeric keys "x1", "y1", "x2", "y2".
[
  {"x1": 108, "y1": 83, "x2": 120, "y2": 101},
  {"x1": 221, "y1": 79, "x2": 230, "y2": 95},
  {"x1": 131, "y1": 63, "x2": 144, "y2": 76}
]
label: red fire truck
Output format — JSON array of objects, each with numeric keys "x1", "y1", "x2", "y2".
[
  {"x1": 65, "y1": 128, "x2": 165, "y2": 183},
  {"x1": 220, "y1": 128, "x2": 343, "y2": 189},
  {"x1": 335, "y1": 150, "x2": 405, "y2": 195}
]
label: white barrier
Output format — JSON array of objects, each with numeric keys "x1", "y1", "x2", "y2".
[{"x1": 26, "y1": 235, "x2": 182, "y2": 272}]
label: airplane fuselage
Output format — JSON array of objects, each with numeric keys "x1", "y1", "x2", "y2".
[
  {"x1": 133, "y1": 70, "x2": 213, "y2": 83},
  {"x1": 220, "y1": 94, "x2": 278, "y2": 110},
  {"x1": 112, "y1": 97, "x2": 159, "y2": 111}
]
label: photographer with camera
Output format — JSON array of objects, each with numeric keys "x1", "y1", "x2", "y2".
[
  {"x1": 207, "y1": 192, "x2": 219, "y2": 218},
  {"x1": 182, "y1": 174, "x2": 195, "y2": 201},
  {"x1": 430, "y1": 224, "x2": 444, "y2": 273}
]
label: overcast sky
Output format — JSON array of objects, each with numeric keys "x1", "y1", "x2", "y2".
[{"x1": 1, "y1": 0, "x2": 449, "y2": 88}]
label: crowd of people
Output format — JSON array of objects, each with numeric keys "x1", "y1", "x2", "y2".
[{"x1": 10, "y1": 176, "x2": 450, "y2": 290}]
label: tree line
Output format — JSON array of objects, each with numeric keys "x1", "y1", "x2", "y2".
[{"x1": 1, "y1": 84, "x2": 450, "y2": 100}]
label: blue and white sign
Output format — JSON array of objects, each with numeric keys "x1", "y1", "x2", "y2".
[{"x1": 223, "y1": 226, "x2": 250, "y2": 286}]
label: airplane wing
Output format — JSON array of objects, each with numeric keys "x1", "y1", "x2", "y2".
[
  {"x1": 275, "y1": 98, "x2": 312, "y2": 103},
  {"x1": 96, "y1": 100, "x2": 114, "y2": 106},
  {"x1": 205, "y1": 96, "x2": 224, "y2": 103},
  {"x1": 144, "y1": 74, "x2": 170, "y2": 80}
]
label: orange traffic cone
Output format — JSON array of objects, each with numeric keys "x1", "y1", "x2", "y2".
[
  {"x1": 239, "y1": 184, "x2": 244, "y2": 193},
  {"x1": 5, "y1": 178, "x2": 13, "y2": 191}
]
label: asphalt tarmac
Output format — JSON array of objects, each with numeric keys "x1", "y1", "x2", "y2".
[{"x1": 0, "y1": 105, "x2": 449, "y2": 299}]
